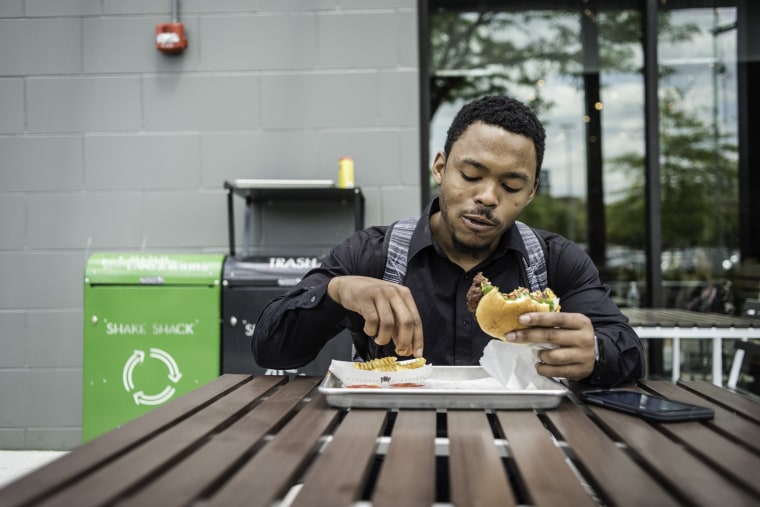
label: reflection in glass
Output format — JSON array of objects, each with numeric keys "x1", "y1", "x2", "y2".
[{"x1": 426, "y1": 3, "x2": 739, "y2": 316}]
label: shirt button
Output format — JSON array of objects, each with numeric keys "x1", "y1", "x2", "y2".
[{"x1": 310, "y1": 296, "x2": 316, "y2": 303}]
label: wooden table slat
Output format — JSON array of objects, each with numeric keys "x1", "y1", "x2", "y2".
[
  {"x1": 205, "y1": 394, "x2": 340, "y2": 507},
  {"x1": 544, "y1": 399, "x2": 681, "y2": 507},
  {"x1": 0, "y1": 374, "x2": 256, "y2": 507},
  {"x1": 2, "y1": 374, "x2": 758, "y2": 507},
  {"x1": 590, "y1": 404, "x2": 759, "y2": 507},
  {"x1": 678, "y1": 379, "x2": 760, "y2": 424},
  {"x1": 291, "y1": 409, "x2": 388, "y2": 507},
  {"x1": 658, "y1": 420, "x2": 760, "y2": 497},
  {"x1": 496, "y1": 410, "x2": 596, "y2": 507},
  {"x1": 371, "y1": 410, "x2": 437, "y2": 507},
  {"x1": 448, "y1": 411, "x2": 515, "y2": 507},
  {"x1": 119, "y1": 376, "x2": 321, "y2": 507},
  {"x1": 643, "y1": 380, "x2": 760, "y2": 454},
  {"x1": 624, "y1": 308, "x2": 760, "y2": 328},
  {"x1": 35, "y1": 375, "x2": 285, "y2": 507}
]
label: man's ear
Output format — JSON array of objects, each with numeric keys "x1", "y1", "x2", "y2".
[
  {"x1": 526, "y1": 177, "x2": 539, "y2": 204},
  {"x1": 431, "y1": 151, "x2": 446, "y2": 185}
]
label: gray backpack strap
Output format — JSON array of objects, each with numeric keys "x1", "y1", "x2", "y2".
[
  {"x1": 382, "y1": 216, "x2": 420, "y2": 284},
  {"x1": 515, "y1": 220, "x2": 547, "y2": 292}
]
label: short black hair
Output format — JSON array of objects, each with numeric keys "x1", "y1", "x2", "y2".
[{"x1": 444, "y1": 95, "x2": 546, "y2": 176}]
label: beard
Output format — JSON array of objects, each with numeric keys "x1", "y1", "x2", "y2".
[
  {"x1": 446, "y1": 205, "x2": 501, "y2": 259},
  {"x1": 450, "y1": 232, "x2": 493, "y2": 258}
]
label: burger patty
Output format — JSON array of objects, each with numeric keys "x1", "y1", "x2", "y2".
[{"x1": 466, "y1": 272, "x2": 488, "y2": 313}]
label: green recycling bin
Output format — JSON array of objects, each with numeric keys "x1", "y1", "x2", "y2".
[{"x1": 82, "y1": 253, "x2": 225, "y2": 442}]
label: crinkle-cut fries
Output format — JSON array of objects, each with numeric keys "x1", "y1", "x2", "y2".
[{"x1": 353, "y1": 356, "x2": 426, "y2": 372}]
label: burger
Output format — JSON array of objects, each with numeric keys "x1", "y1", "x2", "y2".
[{"x1": 466, "y1": 272, "x2": 560, "y2": 340}]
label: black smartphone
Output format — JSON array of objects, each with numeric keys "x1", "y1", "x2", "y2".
[{"x1": 581, "y1": 389, "x2": 715, "y2": 422}]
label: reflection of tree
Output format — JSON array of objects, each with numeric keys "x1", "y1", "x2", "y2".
[
  {"x1": 520, "y1": 194, "x2": 587, "y2": 241},
  {"x1": 429, "y1": 9, "x2": 698, "y2": 121},
  {"x1": 606, "y1": 87, "x2": 738, "y2": 251},
  {"x1": 428, "y1": 6, "x2": 731, "y2": 259},
  {"x1": 430, "y1": 11, "x2": 565, "y2": 120}
]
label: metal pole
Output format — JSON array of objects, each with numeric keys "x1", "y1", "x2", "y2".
[
  {"x1": 561, "y1": 123, "x2": 576, "y2": 241},
  {"x1": 581, "y1": 2, "x2": 606, "y2": 267},
  {"x1": 711, "y1": 15, "x2": 737, "y2": 254},
  {"x1": 418, "y1": 0, "x2": 431, "y2": 210},
  {"x1": 226, "y1": 187, "x2": 236, "y2": 258},
  {"x1": 643, "y1": 0, "x2": 662, "y2": 309},
  {"x1": 643, "y1": 0, "x2": 664, "y2": 376}
]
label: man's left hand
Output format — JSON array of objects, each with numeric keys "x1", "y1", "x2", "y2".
[{"x1": 505, "y1": 311, "x2": 596, "y2": 381}]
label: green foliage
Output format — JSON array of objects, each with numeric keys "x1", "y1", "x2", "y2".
[
  {"x1": 428, "y1": 8, "x2": 699, "y2": 120},
  {"x1": 606, "y1": 87, "x2": 739, "y2": 250},
  {"x1": 519, "y1": 194, "x2": 587, "y2": 241}
]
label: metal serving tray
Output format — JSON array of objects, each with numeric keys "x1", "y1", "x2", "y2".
[{"x1": 318, "y1": 366, "x2": 568, "y2": 410}]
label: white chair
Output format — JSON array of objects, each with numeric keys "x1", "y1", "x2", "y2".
[{"x1": 727, "y1": 340, "x2": 760, "y2": 392}]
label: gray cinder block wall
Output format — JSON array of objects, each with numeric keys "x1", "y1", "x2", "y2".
[{"x1": 0, "y1": 0, "x2": 420, "y2": 450}]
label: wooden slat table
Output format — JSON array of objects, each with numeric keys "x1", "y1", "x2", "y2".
[
  {"x1": 1, "y1": 374, "x2": 759, "y2": 507},
  {"x1": 622, "y1": 308, "x2": 760, "y2": 384}
]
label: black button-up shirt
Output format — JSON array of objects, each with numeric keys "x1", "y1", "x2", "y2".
[{"x1": 253, "y1": 199, "x2": 644, "y2": 386}]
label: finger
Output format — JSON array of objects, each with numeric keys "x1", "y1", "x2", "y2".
[
  {"x1": 334, "y1": 277, "x2": 423, "y2": 355},
  {"x1": 389, "y1": 293, "x2": 423, "y2": 356},
  {"x1": 372, "y1": 300, "x2": 398, "y2": 347},
  {"x1": 538, "y1": 340, "x2": 596, "y2": 371},
  {"x1": 518, "y1": 311, "x2": 577, "y2": 330},
  {"x1": 362, "y1": 298, "x2": 396, "y2": 345},
  {"x1": 367, "y1": 288, "x2": 420, "y2": 354},
  {"x1": 507, "y1": 326, "x2": 565, "y2": 346},
  {"x1": 393, "y1": 322, "x2": 423, "y2": 357},
  {"x1": 361, "y1": 304, "x2": 382, "y2": 340},
  {"x1": 411, "y1": 322, "x2": 424, "y2": 358},
  {"x1": 538, "y1": 347, "x2": 577, "y2": 366},
  {"x1": 516, "y1": 314, "x2": 594, "y2": 347},
  {"x1": 536, "y1": 345, "x2": 595, "y2": 380}
]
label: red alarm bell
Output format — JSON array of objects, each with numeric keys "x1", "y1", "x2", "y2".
[{"x1": 155, "y1": 22, "x2": 188, "y2": 54}]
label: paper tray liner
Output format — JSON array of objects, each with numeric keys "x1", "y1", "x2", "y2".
[
  {"x1": 319, "y1": 365, "x2": 568, "y2": 410},
  {"x1": 328, "y1": 359, "x2": 433, "y2": 387}
]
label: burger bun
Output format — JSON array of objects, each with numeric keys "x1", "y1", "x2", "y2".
[{"x1": 475, "y1": 289, "x2": 558, "y2": 340}]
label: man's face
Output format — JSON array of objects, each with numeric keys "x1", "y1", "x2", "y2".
[{"x1": 432, "y1": 121, "x2": 538, "y2": 258}]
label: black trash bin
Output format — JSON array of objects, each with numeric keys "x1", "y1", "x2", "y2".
[
  {"x1": 221, "y1": 180, "x2": 364, "y2": 375},
  {"x1": 221, "y1": 255, "x2": 353, "y2": 375}
]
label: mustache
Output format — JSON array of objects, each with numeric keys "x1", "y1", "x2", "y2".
[{"x1": 462, "y1": 207, "x2": 500, "y2": 226}]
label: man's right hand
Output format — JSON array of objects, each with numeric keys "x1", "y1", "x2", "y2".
[{"x1": 327, "y1": 276, "x2": 424, "y2": 358}]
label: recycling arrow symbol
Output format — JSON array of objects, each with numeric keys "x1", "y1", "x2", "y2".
[{"x1": 122, "y1": 347, "x2": 182, "y2": 406}]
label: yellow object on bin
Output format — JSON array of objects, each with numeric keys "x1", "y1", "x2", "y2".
[{"x1": 337, "y1": 157, "x2": 355, "y2": 188}]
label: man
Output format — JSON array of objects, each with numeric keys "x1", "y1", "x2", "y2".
[{"x1": 252, "y1": 95, "x2": 644, "y2": 386}]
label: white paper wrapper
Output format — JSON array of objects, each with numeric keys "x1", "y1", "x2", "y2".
[
  {"x1": 478, "y1": 340, "x2": 557, "y2": 389},
  {"x1": 329, "y1": 359, "x2": 433, "y2": 387}
]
